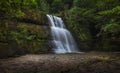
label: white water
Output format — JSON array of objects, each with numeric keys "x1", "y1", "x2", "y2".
[{"x1": 47, "y1": 15, "x2": 79, "y2": 53}]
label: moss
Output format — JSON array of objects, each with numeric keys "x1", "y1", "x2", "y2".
[{"x1": 0, "y1": 8, "x2": 50, "y2": 57}]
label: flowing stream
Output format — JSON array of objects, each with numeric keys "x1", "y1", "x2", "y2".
[{"x1": 47, "y1": 15, "x2": 79, "y2": 53}]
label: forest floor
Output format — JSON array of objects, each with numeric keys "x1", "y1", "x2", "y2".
[{"x1": 0, "y1": 52, "x2": 120, "y2": 73}]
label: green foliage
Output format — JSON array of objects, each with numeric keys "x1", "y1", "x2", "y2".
[
  {"x1": 23, "y1": 0, "x2": 37, "y2": 5},
  {"x1": 64, "y1": 6, "x2": 94, "y2": 41},
  {"x1": 51, "y1": 0, "x2": 63, "y2": 13},
  {"x1": 37, "y1": 0, "x2": 49, "y2": 13},
  {"x1": 0, "y1": 0, "x2": 37, "y2": 18},
  {"x1": 15, "y1": 10, "x2": 25, "y2": 17},
  {"x1": 59, "y1": 0, "x2": 120, "y2": 51},
  {"x1": 9, "y1": 23, "x2": 48, "y2": 54},
  {"x1": 74, "y1": 0, "x2": 97, "y2": 8},
  {"x1": 99, "y1": 6, "x2": 120, "y2": 15},
  {"x1": 102, "y1": 23, "x2": 120, "y2": 34},
  {"x1": 10, "y1": 24, "x2": 35, "y2": 45}
]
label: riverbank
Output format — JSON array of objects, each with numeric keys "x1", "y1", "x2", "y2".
[{"x1": 0, "y1": 52, "x2": 120, "y2": 73}]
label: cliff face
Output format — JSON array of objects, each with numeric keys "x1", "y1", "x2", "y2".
[{"x1": 0, "y1": 9, "x2": 51, "y2": 58}]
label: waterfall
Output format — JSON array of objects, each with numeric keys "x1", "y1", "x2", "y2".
[{"x1": 47, "y1": 14, "x2": 79, "y2": 53}]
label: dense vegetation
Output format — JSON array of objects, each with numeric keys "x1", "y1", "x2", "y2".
[{"x1": 0, "y1": 0, "x2": 120, "y2": 57}]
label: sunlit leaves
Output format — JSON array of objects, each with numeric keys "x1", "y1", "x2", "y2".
[
  {"x1": 23, "y1": 0, "x2": 37, "y2": 6},
  {"x1": 99, "y1": 6, "x2": 120, "y2": 15},
  {"x1": 102, "y1": 23, "x2": 120, "y2": 34},
  {"x1": 15, "y1": 10, "x2": 25, "y2": 17}
]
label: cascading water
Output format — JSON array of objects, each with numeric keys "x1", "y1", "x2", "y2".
[{"x1": 47, "y1": 14, "x2": 79, "y2": 53}]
